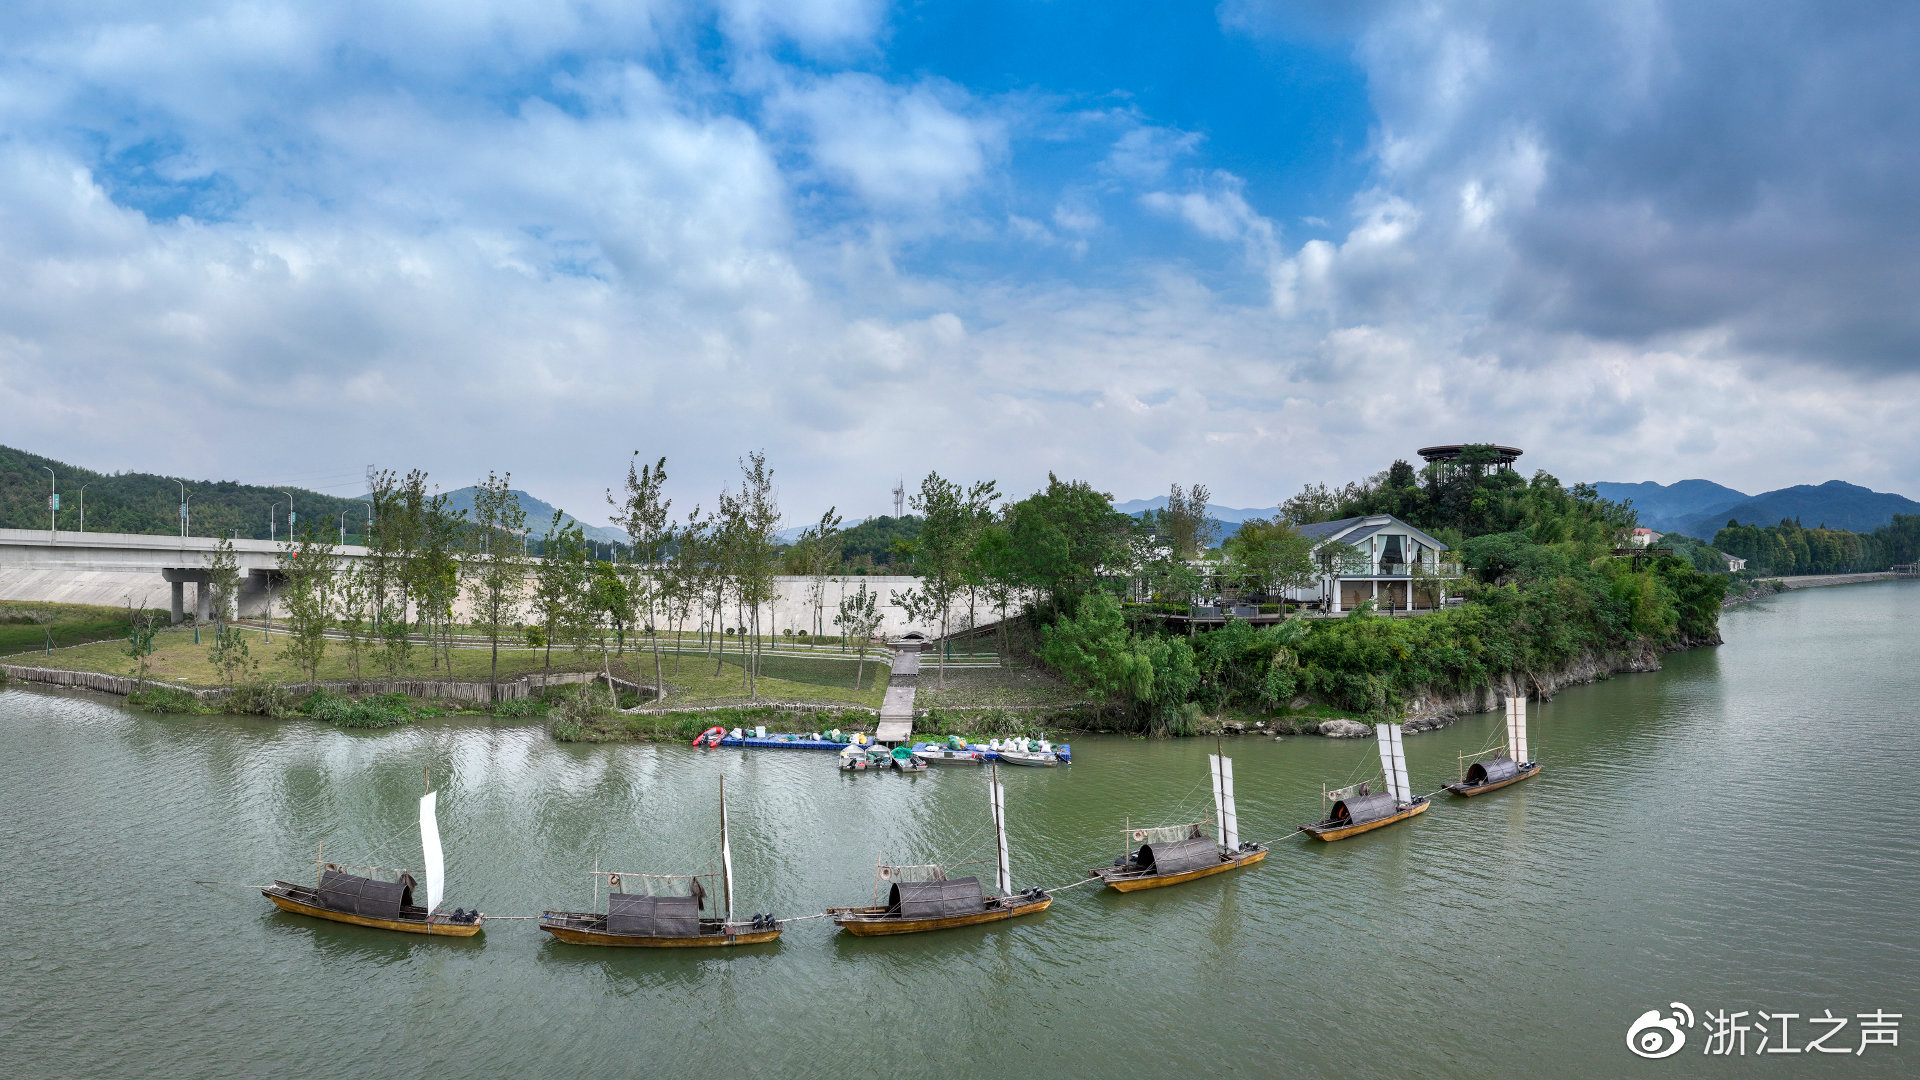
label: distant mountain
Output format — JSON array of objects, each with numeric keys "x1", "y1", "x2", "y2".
[
  {"x1": 1113, "y1": 496, "x2": 1283, "y2": 524},
  {"x1": 1668, "y1": 481, "x2": 1920, "y2": 540},
  {"x1": 1590, "y1": 480, "x2": 1749, "y2": 532},
  {"x1": 440, "y1": 487, "x2": 629, "y2": 546}
]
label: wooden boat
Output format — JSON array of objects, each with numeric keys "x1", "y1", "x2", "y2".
[
  {"x1": 1301, "y1": 722, "x2": 1429, "y2": 841},
  {"x1": 1090, "y1": 742, "x2": 1264, "y2": 890},
  {"x1": 830, "y1": 764, "x2": 1050, "y2": 935},
  {"x1": 1445, "y1": 694, "x2": 1543, "y2": 797},
  {"x1": 539, "y1": 777, "x2": 782, "y2": 948},
  {"x1": 263, "y1": 773, "x2": 482, "y2": 935}
]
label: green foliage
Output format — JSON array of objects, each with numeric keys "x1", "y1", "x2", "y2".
[
  {"x1": 304, "y1": 690, "x2": 415, "y2": 728},
  {"x1": 0, "y1": 603, "x2": 158, "y2": 655},
  {"x1": 1003, "y1": 474, "x2": 1133, "y2": 616},
  {"x1": 126, "y1": 687, "x2": 203, "y2": 714},
  {"x1": 1714, "y1": 514, "x2": 1920, "y2": 575},
  {"x1": 227, "y1": 679, "x2": 301, "y2": 718},
  {"x1": 275, "y1": 526, "x2": 336, "y2": 687},
  {"x1": 0, "y1": 443, "x2": 370, "y2": 540},
  {"x1": 489, "y1": 695, "x2": 551, "y2": 718},
  {"x1": 832, "y1": 515, "x2": 921, "y2": 570}
]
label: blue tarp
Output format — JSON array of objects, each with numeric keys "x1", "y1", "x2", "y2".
[{"x1": 713, "y1": 733, "x2": 1071, "y2": 762}]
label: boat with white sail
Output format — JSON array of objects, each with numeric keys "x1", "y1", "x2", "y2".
[
  {"x1": 539, "y1": 777, "x2": 780, "y2": 947},
  {"x1": 1445, "y1": 694, "x2": 1542, "y2": 796},
  {"x1": 1089, "y1": 742, "x2": 1264, "y2": 890},
  {"x1": 262, "y1": 772, "x2": 482, "y2": 936},
  {"x1": 1301, "y1": 722, "x2": 1429, "y2": 840},
  {"x1": 829, "y1": 764, "x2": 1050, "y2": 934}
]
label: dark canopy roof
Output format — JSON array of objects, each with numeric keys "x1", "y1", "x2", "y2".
[
  {"x1": 1329, "y1": 792, "x2": 1400, "y2": 826},
  {"x1": 607, "y1": 894, "x2": 702, "y2": 938},
  {"x1": 1136, "y1": 836, "x2": 1220, "y2": 877},
  {"x1": 318, "y1": 868, "x2": 414, "y2": 919},
  {"x1": 888, "y1": 877, "x2": 986, "y2": 919},
  {"x1": 1466, "y1": 756, "x2": 1520, "y2": 786}
]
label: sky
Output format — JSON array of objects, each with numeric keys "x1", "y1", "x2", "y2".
[{"x1": 4, "y1": 0, "x2": 1917, "y2": 522}]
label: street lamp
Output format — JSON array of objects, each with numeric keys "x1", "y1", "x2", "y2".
[
  {"x1": 183, "y1": 492, "x2": 194, "y2": 538},
  {"x1": 340, "y1": 509, "x2": 350, "y2": 546},
  {"x1": 175, "y1": 480, "x2": 187, "y2": 538},
  {"x1": 269, "y1": 499, "x2": 279, "y2": 543},
  {"x1": 282, "y1": 491, "x2": 294, "y2": 541},
  {"x1": 77, "y1": 483, "x2": 90, "y2": 533},
  {"x1": 41, "y1": 466, "x2": 55, "y2": 538}
]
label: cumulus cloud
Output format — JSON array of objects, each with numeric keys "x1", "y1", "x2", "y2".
[{"x1": 1, "y1": 0, "x2": 1917, "y2": 522}]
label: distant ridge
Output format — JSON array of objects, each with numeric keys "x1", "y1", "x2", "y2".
[
  {"x1": 1668, "y1": 481, "x2": 1920, "y2": 540},
  {"x1": 1589, "y1": 480, "x2": 1748, "y2": 532},
  {"x1": 439, "y1": 487, "x2": 628, "y2": 546}
]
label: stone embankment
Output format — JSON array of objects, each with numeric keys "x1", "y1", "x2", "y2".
[{"x1": 1726, "y1": 571, "x2": 1897, "y2": 607}]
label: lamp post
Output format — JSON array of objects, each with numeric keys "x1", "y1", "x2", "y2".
[
  {"x1": 183, "y1": 492, "x2": 194, "y2": 538},
  {"x1": 269, "y1": 499, "x2": 279, "y2": 543},
  {"x1": 340, "y1": 509, "x2": 350, "y2": 547},
  {"x1": 41, "y1": 467, "x2": 55, "y2": 538},
  {"x1": 175, "y1": 480, "x2": 187, "y2": 538},
  {"x1": 282, "y1": 491, "x2": 294, "y2": 542},
  {"x1": 77, "y1": 483, "x2": 90, "y2": 533}
]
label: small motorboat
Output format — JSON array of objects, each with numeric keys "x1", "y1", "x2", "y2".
[
  {"x1": 839, "y1": 744, "x2": 887, "y2": 771},
  {"x1": 993, "y1": 737, "x2": 1060, "y2": 768},
  {"x1": 890, "y1": 746, "x2": 927, "y2": 772},
  {"x1": 912, "y1": 737, "x2": 986, "y2": 765}
]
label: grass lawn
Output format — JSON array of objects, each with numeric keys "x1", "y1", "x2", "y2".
[
  {"x1": 0, "y1": 601, "x2": 168, "y2": 656},
  {"x1": 913, "y1": 664, "x2": 1083, "y2": 710},
  {"x1": 8, "y1": 626, "x2": 887, "y2": 709}
]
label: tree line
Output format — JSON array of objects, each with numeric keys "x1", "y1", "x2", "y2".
[{"x1": 1713, "y1": 515, "x2": 1920, "y2": 576}]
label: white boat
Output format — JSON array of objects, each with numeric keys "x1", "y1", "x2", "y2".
[
  {"x1": 995, "y1": 738, "x2": 1060, "y2": 767},
  {"x1": 912, "y1": 743, "x2": 985, "y2": 766}
]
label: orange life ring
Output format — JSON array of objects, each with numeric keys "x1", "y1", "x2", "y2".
[{"x1": 693, "y1": 726, "x2": 725, "y2": 747}]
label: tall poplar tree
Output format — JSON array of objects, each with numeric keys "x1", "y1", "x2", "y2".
[
  {"x1": 610, "y1": 454, "x2": 672, "y2": 700},
  {"x1": 466, "y1": 472, "x2": 527, "y2": 699}
]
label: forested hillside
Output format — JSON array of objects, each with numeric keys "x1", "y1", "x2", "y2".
[{"x1": 0, "y1": 445, "x2": 368, "y2": 541}]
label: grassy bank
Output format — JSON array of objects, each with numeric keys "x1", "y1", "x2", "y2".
[
  {"x1": 0, "y1": 602, "x2": 167, "y2": 655},
  {"x1": 8, "y1": 625, "x2": 889, "y2": 710}
]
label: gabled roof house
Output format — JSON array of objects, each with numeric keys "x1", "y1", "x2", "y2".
[{"x1": 1289, "y1": 514, "x2": 1456, "y2": 612}]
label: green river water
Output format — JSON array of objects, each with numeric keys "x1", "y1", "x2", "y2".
[{"x1": 2, "y1": 581, "x2": 1916, "y2": 1078}]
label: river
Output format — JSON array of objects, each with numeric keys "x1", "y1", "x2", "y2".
[{"x1": 2, "y1": 581, "x2": 1915, "y2": 1078}]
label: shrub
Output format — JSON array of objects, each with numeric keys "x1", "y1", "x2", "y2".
[
  {"x1": 305, "y1": 691, "x2": 412, "y2": 729},
  {"x1": 127, "y1": 686, "x2": 202, "y2": 714},
  {"x1": 490, "y1": 696, "x2": 550, "y2": 719},
  {"x1": 228, "y1": 680, "x2": 301, "y2": 718}
]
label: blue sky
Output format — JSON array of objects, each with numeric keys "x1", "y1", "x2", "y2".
[{"x1": 3, "y1": 0, "x2": 1917, "y2": 521}]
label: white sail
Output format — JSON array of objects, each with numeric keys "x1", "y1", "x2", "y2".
[
  {"x1": 719, "y1": 782, "x2": 736, "y2": 921},
  {"x1": 1220, "y1": 755, "x2": 1240, "y2": 851},
  {"x1": 991, "y1": 771, "x2": 1012, "y2": 896},
  {"x1": 1209, "y1": 754, "x2": 1227, "y2": 846},
  {"x1": 1376, "y1": 723, "x2": 1411, "y2": 805},
  {"x1": 1508, "y1": 695, "x2": 1529, "y2": 763},
  {"x1": 419, "y1": 791, "x2": 444, "y2": 915}
]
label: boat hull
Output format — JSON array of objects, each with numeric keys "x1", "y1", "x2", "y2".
[
  {"x1": 1092, "y1": 846, "x2": 1266, "y2": 892},
  {"x1": 912, "y1": 749, "x2": 985, "y2": 765},
  {"x1": 1445, "y1": 762, "x2": 1543, "y2": 797},
  {"x1": 995, "y1": 751, "x2": 1059, "y2": 768},
  {"x1": 830, "y1": 895, "x2": 1052, "y2": 935},
  {"x1": 538, "y1": 914, "x2": 781, "y2": 948},
  {"x1": 263, "y1": 884, "x2": 483, "y2": 936},
  {"x1": 1302, "y1": 798, "x2": 1429, "y2": 841}
]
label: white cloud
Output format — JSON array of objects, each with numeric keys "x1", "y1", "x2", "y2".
[{"x1": 770, "y1": 73, "x2": 1000, "y2": 211}]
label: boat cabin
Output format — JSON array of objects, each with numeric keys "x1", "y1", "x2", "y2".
[
  {"x1": 317, "y1": 867, "x2": 417, "y2": 919},
  {"x1": 1465, "y1": 756, "x2": 1520, "y2": 786},
  {"x1": 1327, "y1": 791, "x2": 1400, "y2": 827},
  {"x1": 606, "y1": 893, "x2": 702, "y2": 937},
  {"x1": 1132, "y1": 836, "x2": 1219, "y2": 876},
  {"x1": 887, "y1": 877, "x2": 986, "y2": 918}
]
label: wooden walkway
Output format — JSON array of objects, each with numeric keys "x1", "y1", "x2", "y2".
[{"x1": 875, "y1": 641, "x2": 924, "y2": 743}]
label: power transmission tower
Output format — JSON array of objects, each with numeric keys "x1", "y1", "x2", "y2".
[{"x1": 892, "y1": 477, "x2": 905, "y2": 518}]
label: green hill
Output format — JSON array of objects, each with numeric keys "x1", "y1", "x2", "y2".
[{"x1": 0, "y1": 445, "x2": 371, "y2": 542}]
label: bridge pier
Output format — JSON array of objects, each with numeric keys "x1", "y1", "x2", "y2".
[{"x1": 169, "y1": 580, "x2": 185, "y2": 624}]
